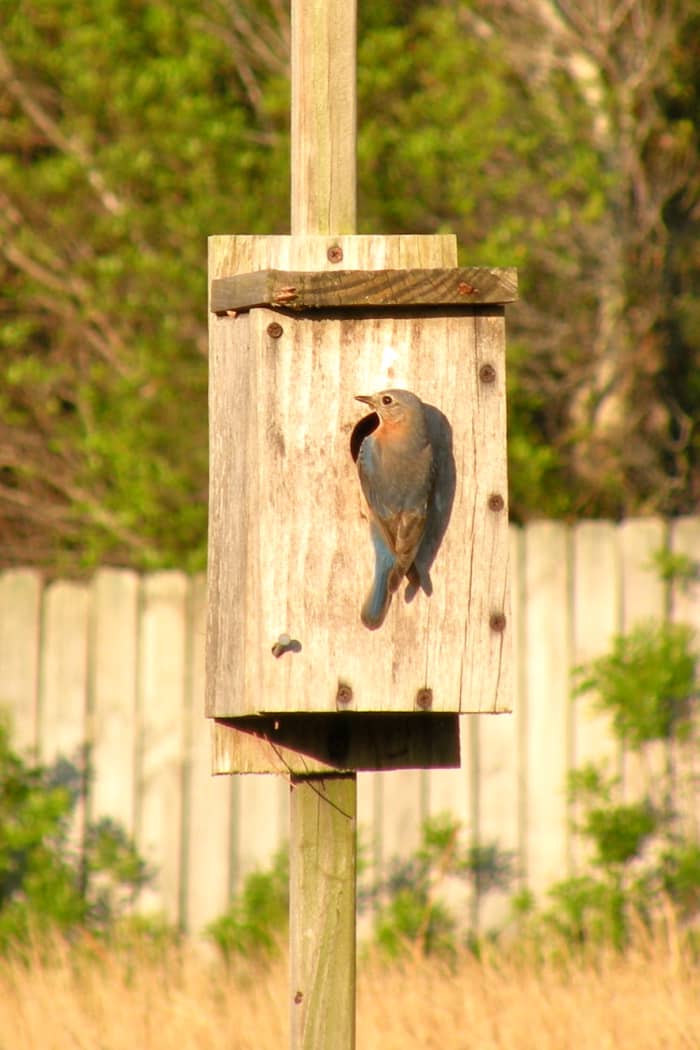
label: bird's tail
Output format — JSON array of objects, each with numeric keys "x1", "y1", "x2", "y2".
[{"x1": 361, "y1": 523, "x2": 397, "y2": 630}]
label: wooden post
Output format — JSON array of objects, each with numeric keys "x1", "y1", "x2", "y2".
[
  {"x1": 290, "y1": 1, "x2": 357, "y2": 1047},
  {"x1": 290, "y1": 775, "x2": 356, "y2": 1050}
]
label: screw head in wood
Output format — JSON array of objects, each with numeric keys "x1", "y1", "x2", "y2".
[
  {"x1": 488, "y1": 493, "x2": 505, "y2": 512},
  {"x1": 479, "y1": 363, "x2": 496, "y2": 384},
  {"x1": 458, "y1": 281, "x2": 477, "y2": 296},
  {"x1": 489, "y1": 612, "x2": 507, "y2": 633},
  {"x1": 336, "y1": 683, "x2": 354, "y2": 708},
  {"x1": 327, "y1": 245, "x2": 343, "y2": 263},
  {"x1": 415, "y1": 687, "x2": 433, "y2": 711},
  {"x1": 267, "y1": 321, "x2": 284, "y2": 339}
]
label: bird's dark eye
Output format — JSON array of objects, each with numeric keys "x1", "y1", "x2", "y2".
[{"x1": 381, "y1": 394, "x2": 393, "y2": 405}]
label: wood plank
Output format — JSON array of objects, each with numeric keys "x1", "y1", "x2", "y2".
[
  {"x1": 290, "y1": 775, "x2": 356, "y2": 1050},
  {"x1": 476, "y1": 524, "x2": 521, "y2": 931},
  {"x1": 38, "y1": 581, "x2": 89, "y2": 765},
  {"x1": 426, "y1": 720, "x2": 476, "y2": 932},
  {"x1": 38, "y1": 580, "x2": 90, "y2": 861},
  {"x1": 291, "y1": 0, "x2": 356, "y2": 235},
  {"x1": 208, "y1": 232, "x2": 491, "y2": 776},
  {"x1": 208, "y1": 234, "x2": 458, "y2": 283},
  {"x1": 135, "y1": 571, "x2": 188, "y2": 923},
  {"x1": 89, "y1": 569, "x2": 139, "y2": 833},
  {"x1": 211, "y1": 714, "x2": 460, "y2": 774},
  {"x1": 522, "y1": 521, "x2": 572, "y2": 898},
  {"x1": 0, "y1": 569, "x2": 41, "y2": 753},
  {"x1": 570, "y1": 521, "x2": 621, "y2": 868},
  {"x1": 618, "y1": 517, "x2": 667, "y2": 804},
  {"x1": 207, "y1": 295, "x2": 510, "y2": 724},
  {"x1": 211, "y1": 266, "x2": 518, "y2": 313},
  {"x1": 183, "y1": 574, "x2": 234, "y2": 932},
  {"x1": 233, "y1": 774, "x2": 287, "y2": 889},
  {"x1": 379, "y1": 768, "x2": 426, "y2": 866},
  {"x1": 669, "y1": 517, "x2": 700, "y2": 840}
]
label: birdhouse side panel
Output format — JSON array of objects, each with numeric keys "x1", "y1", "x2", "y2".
[{"x1": 206, "y1": 305, "x2": 510, "y2": 717}]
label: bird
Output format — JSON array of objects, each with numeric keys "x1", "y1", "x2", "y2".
[{"x1": 354, "y1": 388, "x2": 434, "y2": 629}]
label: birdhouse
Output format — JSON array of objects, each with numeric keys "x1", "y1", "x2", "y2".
[{"x1": 207, "y1": 233, "x2": 515, "y2": 774}]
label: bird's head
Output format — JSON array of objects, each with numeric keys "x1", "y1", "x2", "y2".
[{"x1": 355, "y1": 389, "x2": 423, "y2": 429}]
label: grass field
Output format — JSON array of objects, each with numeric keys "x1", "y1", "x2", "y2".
[{"x1": 1, "y1": 925, "x2": 698, "y2": 1049}]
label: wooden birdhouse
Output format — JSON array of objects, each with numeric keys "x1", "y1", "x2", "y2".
[{"x1": 206, "y1": 233, "x2": 516, "y2": 774}]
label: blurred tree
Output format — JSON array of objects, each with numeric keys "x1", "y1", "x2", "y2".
[
  {"x1": 358, "y1": 0, "x2": 700, "y2": 517},
  {"x1": 0, "y1": 0, "x2": 697, "y2": 570},
  {"x1": 0, "y1": 0, "x2": 289, "y2": 570}
]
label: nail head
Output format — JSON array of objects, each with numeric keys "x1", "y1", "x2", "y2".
[
  {"x1": 267, "y1": 321, "x2": 284, "y2": 339},
  {"x1": 479, "y1": 363, "x2": 496, "y2": 384},
  {"x1": 415, "y1": 687, "x2": 433, "y2": 711},
  {"x1": 336, "y1": 683, "x2": 354, "y2": 708}
]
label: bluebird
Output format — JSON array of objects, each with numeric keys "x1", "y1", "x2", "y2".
[{"x1": 354, "y1": 389, "x2": 434, "y2": 630}]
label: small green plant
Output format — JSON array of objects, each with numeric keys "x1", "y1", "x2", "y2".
[
  {"x1": 573, "y1": 620, "x2": 696, "y2": 746},
  {"x1": 520, "y1": 619, "x2": 700, "y2": 952},
  {"x1": 206, "y1": 847, "x2": 289, "y2": 962},
  {"x1": 0, "y1": 715, "x2": 150, "y2": 950},
  {"x1": 367, "y1": 814, "x2": 514, "y2": 960},
  {"x1": 647, "y1": 547, "x2": 699, "y2": 589}
]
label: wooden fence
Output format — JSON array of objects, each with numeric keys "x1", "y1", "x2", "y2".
[{"x1": 0, "y1": 517, "x2": 698, "y2": 934}]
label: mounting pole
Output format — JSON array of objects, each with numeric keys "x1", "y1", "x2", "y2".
[{"x1": 289, "y1": 1, "x2": 357, "y2": 1048}]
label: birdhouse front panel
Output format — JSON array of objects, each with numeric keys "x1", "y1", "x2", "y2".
[{"x1": 207, "y1": 236, "x2": 511, "y2": 719}]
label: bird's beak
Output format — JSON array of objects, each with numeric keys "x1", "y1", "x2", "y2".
[{"x1": 355, "y1": 394, "x2": 375, "y2": 407}]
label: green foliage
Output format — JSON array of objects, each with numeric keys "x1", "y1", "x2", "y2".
[
  {"x1": 1, "y1": 0, "x2": 699, "y2": 568},
  {"x1": 368, "y1": 814, "x2": 514, "y2": 960},
  {"x1": 648, "y1": 547, "x2": 699, "y2": 589},
  {"x1": 0, "y1": 716, "x2": 150, "y2": 949},
  {"x1": 518, "y1": 619, "x2": 700, "y2": 952},
  {"x1": 206, "y1": 847, "x2": 289, "y2": 962},
  {"x1": 573, "y1": 621, "x2": 697, "y2": 746}
]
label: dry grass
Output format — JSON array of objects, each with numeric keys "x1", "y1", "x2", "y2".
[{"x1": 0, "y1": 927, "x2": 698, "y2": 1049}]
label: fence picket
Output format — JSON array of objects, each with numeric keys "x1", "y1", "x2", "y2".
[
  {"x1": 0, "y1": 569, "x2": 42, "y2": 753},
  {"x1": 0, "y1": 518, "x2": 696, "y2": 933},
  {"x1": 90, "y1": 568, "x2": 139, "y2": 832},
  {"x1": 523, "y1": 520, "x2": 572, "y2": 897},
  {"x1": 619, "y1": 517, "x2": 667, "y2": 805},
  {"x1": 184, "y1": 574, "x2": 234, "y2": 931},
  {"x1": 136, "y1": 571, "x2": 188, "y2": 922}
]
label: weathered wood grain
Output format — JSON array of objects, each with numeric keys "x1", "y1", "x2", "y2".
[
  {"x1": 291, "y1": 0, "x2": 356, "y2": 235},
  {"x1": 210, "y1": 266, "x2": 518, "y2": 313},
  {"x1": 290, "y1": 775, "x2": 356, "y2": 1050},
  {"x1": 207, "y1": 236, "x2": 511, "y2": 748}
]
